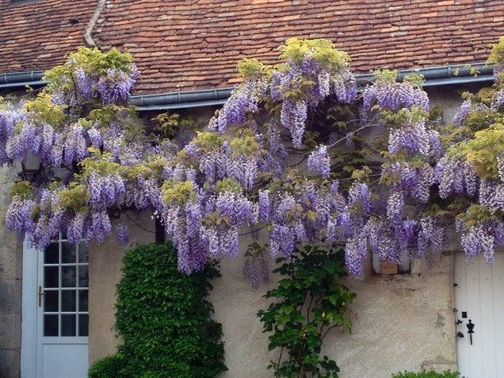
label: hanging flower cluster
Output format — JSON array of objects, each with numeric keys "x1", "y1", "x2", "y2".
[
  {"x1": 3, "y1": 37, "x2": 504, "y2": 276},
  {"x1": 1, "y1": 48, "x2": 151, "y2": 248}
]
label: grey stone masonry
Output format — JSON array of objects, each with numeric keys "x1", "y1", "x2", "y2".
[{"x1": 0, "y1": 167, "x2": 22, "y2": 378}]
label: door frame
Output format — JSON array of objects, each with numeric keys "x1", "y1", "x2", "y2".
[
  {"x1": 21, "y1": 239, "x2": 89, "y2": 378},
  {"x1": 21, "y1": 240, "x2": 38, "y2": 378}
]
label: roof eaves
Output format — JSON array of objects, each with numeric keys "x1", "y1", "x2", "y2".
[
  {"x1": 0, "y1": 62, "x2": 494, "y2": 111},
  {"x1": 131, "y1": 62, "x2": 495, "y2": 111}
]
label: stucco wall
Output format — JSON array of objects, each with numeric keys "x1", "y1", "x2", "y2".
[
  {"x1": 0, "y1": 89, "x2": 465, "y2": 377},
  {"x1": 88, "y1": 229, "x2": 457, "y2": 377},
  {"x1": 0, "y1": 167, "x2": 22, "y2": 378},
  {"x1": 208, "y1": 251, "x2": 457, "y2": 378},
  {"x1": 87, "y1": 91, "x2": 463, "y2": 376},
  {"x1": 88, "y1": 212, "x2": 156, "y2": 363}
]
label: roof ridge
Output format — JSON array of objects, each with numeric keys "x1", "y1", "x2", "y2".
[{"x1": 84, "y1": 0, "x2": 108, "y2": 47}]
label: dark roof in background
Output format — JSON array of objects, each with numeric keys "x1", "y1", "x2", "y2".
[
  {"x1": 94, "y1": 0, "x2": 504, "y2": 94},
  {"x1": 0, "y1": 0, "x2": 98, "y2": 73},
  {"x1": 1, "y1": 0, "x2": 504, "y2": 96}
]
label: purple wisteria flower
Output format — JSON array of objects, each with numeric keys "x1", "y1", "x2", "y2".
[
  {"x1": 386, "y1": 192, "x2": 404, "y2": 223},
  {"x1": 64, "y1": 124, "x2": 88, "y2": 166},
  {"x1": 307, "y1": 145, "x2": 331, "y2": 178},
  {"x1": 498, "y1": 155, "x2": 504, "y2": 182},
  {"x1": 435, "y1": 156, "x2": 478, "y2": 198},
  {"x1": 461, "y1": 225, "x2": 495, "y2": 263},
  {"x1": 280, "y1": 100, "x2": 307, "y2": 149},
  {"x1": 88, "y1": 211, "x2": 112, "y2": 244},
  {"x1": 362, "y1": 80, "x2": 429, "y2": 121},
  {"x1": 478, "y1": 180, "x2": 504, "y2": 214},
  {"x1": 5, "y1": 198, "x2": 36, "y2": 237},
  {"x1": 210, "y1": 78, "x2": 266, "y2": 133},
  {"x1": 76, "y1": 69, "x2": 95, "y2": 99},
  {"x1": 492, "y1": 89, "x2": 504, "y2": 111},
  {"x1": 345, "y1": 234, "x2": 368, "y2": 276},
  {"x1": 227, "y1": 156, "x2": 258, "y2": 190},
  {"x1": 388, "y1": 123, "x2": 431, "y2": 156},
  {"x1": 270, "y1": 223, "x2": 296, "y2": 257},
  {"x1": 97, "y1": 66, "x2": 138, "y2": 105},
  {"x1": 6, "y1": 123, "x2": 39, "y2": 161},
  {"x1": 417, "y1": 217, "x2": 443, "y2": 257},
  {"x1": 332, "y1": 71, "x2": 358, "y2": 104},
  {"x1": 88, "y1": 174, "x2": 126, "y2": 209},
  {"x1": 67, "y1": 213, "x2": 86, "y2": 245},
  {"x1": 452, "y1": 99, "x2": 489, "y2": 126},
  {"x1": 243, "y1": 256, "x2": 269, "y2": 289},
  {"x1": 87, "y1": 127, "x2": 103, "y2": 148},
  {"x1": 348, "y1": 182, "x2": 372, "y2": 215}
]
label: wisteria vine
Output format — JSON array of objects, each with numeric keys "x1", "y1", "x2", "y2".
[{"x1": 3, "y1": 37, "x2": 504, "y2": 275}]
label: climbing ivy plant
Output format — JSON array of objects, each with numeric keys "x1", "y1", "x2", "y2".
[
  {"x1": 90, "y1": 243, "x2": 227, "y2": 378},
  {"x1": 258, "y1": 245, "x2": 356, "y2": 378}
]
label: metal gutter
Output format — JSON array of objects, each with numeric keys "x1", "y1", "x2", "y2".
[
  {"x1": 356, "y1": 62, "x2": 494, "y2": 86},
  {"x1": 132, "y1": 62, "x2": 495, "y2": 111},
  {"x1": 0, "y1": 62, "x2": 495, "y2": 111},
  {"x1": 0, "y1": 71, "x2": 45, "y2": 88},
  {"x1": 130, "y1": 88, "x2": 234, "y2": 111}
]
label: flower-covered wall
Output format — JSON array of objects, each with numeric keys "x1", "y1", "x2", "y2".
[{"x1": 85, "y1": 90, "x2": 461, "y2": 378}]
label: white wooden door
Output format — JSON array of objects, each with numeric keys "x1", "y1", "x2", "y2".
[
  {"x1": 22, "y1": 238, "x2": 89, "y2": 378},
  {"x1": 454, "y1": 252, "x2": 504, "y2": 378}
]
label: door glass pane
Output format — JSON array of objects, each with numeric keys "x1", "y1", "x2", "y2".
[
  {"x1": 78, "y1": 290, "x2": 88, "y2": 312},
  {"x1": 61, "y1": 314, "x2": 76, "y2": 336},
  {"x1": 79, "y1": 266, "x2": 89, "y2": 287},
  {"x1": 62, "y1": 266, "x2": 76, "y2": 287},
  {"x1": 62, "y1": 243, "x2": 77, "y2": 263},
  {"x1": 44, "y1": 267, "x2": 59, "y2": 288},
  {"x1": 42, "y1": 237, "x2": 89, "y2": 339},
  {"x1": 61, "y1": 290, "x2": 76, "y2": 311},
  {"x1": 44, "y1": 290, "x2": 58, "y2": 312},
  {"x1": 45, "y1": 243, "x2": 59, "y2": 264},
  {"x1": 79, "y1": 314, "x2": 89, "y2": 337},
  {"x1": 78, "y1": 243, "x2": 89, "y2": 263},
  {"x1": 44, "y1": 315, "x2": 58, "y2": 336}
]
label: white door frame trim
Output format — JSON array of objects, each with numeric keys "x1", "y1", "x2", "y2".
[{"x1": 21, "y1": 240, "x2": 38, "y2": 378}]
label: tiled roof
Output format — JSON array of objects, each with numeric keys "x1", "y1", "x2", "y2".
[
  {"x1": 94, "y1": 0, "x2": 504, "y2": 94},
  {"x1": 1, "y1": 0, "x2": 504, "y2": 95},
  {"x1": 0, "y1": 0, "x2": 98, "y2": 73}
]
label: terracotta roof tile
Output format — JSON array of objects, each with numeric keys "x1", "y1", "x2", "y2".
[
  {"x1": 0, "y1": 0, "x2": 98, "y2": 73},
  {"x1": 92, "y1": 0, "x2": 504, "y2": 94},
  {"x1": 1, "y1": 0, "x2": 504, "y2": 95}
]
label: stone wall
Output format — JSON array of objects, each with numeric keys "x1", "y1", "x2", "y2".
[{"x1": 0, "y1": 167, "x2": 23, "y2": 378}]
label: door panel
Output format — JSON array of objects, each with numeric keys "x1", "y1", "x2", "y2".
[
  {"x1": 43, "y1": 343, "x2": 89, "y2": 378},
  {"x1": 455, "y1": 253, "x2": 504, "y2": 378}
]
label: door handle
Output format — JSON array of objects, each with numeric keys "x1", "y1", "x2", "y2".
[
  {"x1": 466, "y1": 319, "x2": 475, "y2": 345},
  {"x1": 38, "y1": 286, "x2": 44, "y2": 307}
]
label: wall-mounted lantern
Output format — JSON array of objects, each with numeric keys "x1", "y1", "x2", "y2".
[{"x1": 21, "y1": 153, "x2": 41, "y2": 182}]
